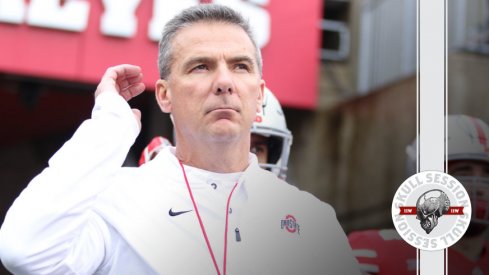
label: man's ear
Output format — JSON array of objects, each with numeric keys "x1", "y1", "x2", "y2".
[
  {"x1": 257, "y1": 80, "x2": 265, "y2": 113},
  {"x1": 155, "y1": 79, "x2": 172, "y2": 113}
]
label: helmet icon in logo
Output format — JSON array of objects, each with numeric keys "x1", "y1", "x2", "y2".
[{"x1": 416, "y1": 189, "x2": 450, "y2": 234}]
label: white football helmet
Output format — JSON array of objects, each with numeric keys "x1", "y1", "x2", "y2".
[
  {"x1": 447, "y1": 115, "x2": 489, "y2": 224},
  {"x1": 139, "y1": 136, "x2": 172, "y2": 166},
  {"x1": 251, "y1": 87, "x2": 293, "y2": 179},
  {"x1": 406, "y1": 115, "x2": 489, "y2": 224}
]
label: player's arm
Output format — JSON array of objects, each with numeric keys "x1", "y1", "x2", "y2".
[{"x1": 0, "y1": 65, "x2": 144, "y2": 274}]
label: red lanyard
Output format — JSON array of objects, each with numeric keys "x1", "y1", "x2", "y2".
[{"x1": 179, "y1": 161, "x2": 238, "y2": 275}]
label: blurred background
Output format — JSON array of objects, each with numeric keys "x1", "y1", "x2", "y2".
[{"x1": 0, "y1": 2, "x2": 488, "y2": 271}]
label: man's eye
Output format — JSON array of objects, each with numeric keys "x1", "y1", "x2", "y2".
[
  {"x1": 235, "y1": 63, "x2": 249, "y2": 71},
  {"x1": 193, "y1": 64, "x2": 208, "y2": 71},
  {"x1": 251, "y1": 145, "x2": 265, "y2": 154}
]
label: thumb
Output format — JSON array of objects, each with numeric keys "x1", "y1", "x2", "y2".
[{"x1": 132, "y1": 108, "x2": 142, "y2": 129}]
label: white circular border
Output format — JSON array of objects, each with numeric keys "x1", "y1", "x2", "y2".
[{"x1": 391, "y1": 171, "x2": 472, "y2": 251}]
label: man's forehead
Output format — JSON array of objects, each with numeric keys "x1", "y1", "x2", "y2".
[
  {"x1": 251, "y1": 134, "x2": 268, "y2": 143},
  {"x1": 171, "y1": 22, "x2": 258, "y2": 66},
  {"x1": 173, "y1": 21, "x2": 252, "y2": 46},
  {"x1": 164, "y1": 20, "x2": 262, "y2": 79}
]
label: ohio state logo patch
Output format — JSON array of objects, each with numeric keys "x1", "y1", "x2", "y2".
[{"x1": 281, "y1": 214, "x2": 300, "y2": 234}]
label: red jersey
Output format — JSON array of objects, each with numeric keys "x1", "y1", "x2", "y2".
[
  {"x1": 448, "y1": 243, "x2": 489, "y2": 275},
  {"x1": 348, "y1": 229, "x2": 489, "y2": 275}
]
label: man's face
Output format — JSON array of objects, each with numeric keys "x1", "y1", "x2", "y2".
[
  {"x1": 251, "y1": 134, "x2": 269, "y2": 164},
  {"x1": 156, "y1": 22, "x2": 264, "y2": 144},
  {"x1": 449, "y1": 159, "x2": 489, "y2": 227},
  {"x1": 448, "y1": 159, "x2": 489, "y2": 201}
]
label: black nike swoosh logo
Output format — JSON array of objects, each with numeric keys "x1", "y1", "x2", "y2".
[{"x1": 169, "y1": 208, "x2": 193, "y2": 217}]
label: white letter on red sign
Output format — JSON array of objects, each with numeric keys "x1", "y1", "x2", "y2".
[
  {"x1": 26, "y1": 0, "x2": 90, "y2": 32},
  {"x1": 101, "y1": 0, "x2": 142, "y2": 38},
  {"x1": 148, "y1": 0, "x2": 198, "y2": 42},
  {"x1": 0, "y1": 0, "x2": 25, "y2": 24},
  {"x1": 214, "y1": 0, "x2": 270, "y2": 48}
]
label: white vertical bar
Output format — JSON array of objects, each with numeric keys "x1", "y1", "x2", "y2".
[{"x1": 418, "y1": 0, "x2": 446, "y2": 274}]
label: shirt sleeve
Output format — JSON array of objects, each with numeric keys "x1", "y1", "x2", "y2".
[
  {"x1": 318, "y1": 202, "x2": 362, "y2": 275},
  {"x1": 0, "y1": 91, "x2": 140, "y2": 274}
]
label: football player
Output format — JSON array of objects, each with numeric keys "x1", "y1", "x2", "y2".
[{"x1": 349, "y1": 114, "x2": 489, "y2": 274}]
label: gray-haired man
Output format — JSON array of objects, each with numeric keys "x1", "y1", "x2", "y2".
[{"x1": 0, "y1": 4, "x2": 359, "y2": 274}]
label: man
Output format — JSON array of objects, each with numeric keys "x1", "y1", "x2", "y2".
[
  {"x1": 0, "y1": 4, "x2": 359, "y2": 274},
  {"x1": 349, "y1": 114, "x2": 489, "y2": 274},
  {"x1": 140, "y1": 88, "x2": 293, "y2": 180}
]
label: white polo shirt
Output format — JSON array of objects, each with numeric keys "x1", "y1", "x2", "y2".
[{"x1": 0, "y1": 91, "x2": 360, "y2": 275}]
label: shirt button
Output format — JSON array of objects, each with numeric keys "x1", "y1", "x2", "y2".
[
  {"x1": 211, "y1": 183, "x2": 217, "y2": 190},
  {"x1": 229, "y1": 208, "x2": 233, "y2": 214}
]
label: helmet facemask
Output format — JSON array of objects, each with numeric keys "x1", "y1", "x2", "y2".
[{"x1": 456, "y1": 176, "x2": 489, "y2": 224}]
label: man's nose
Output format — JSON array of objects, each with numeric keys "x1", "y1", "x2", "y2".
[
  {"x1": 216, "y1": 87, "x2": 233, "y2": 94},
  {"x1": 213, "y1": 66, "x2": 234, "y2": 95}
]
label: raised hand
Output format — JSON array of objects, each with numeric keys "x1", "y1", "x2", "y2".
[
  {"x1": 94, "y1": 64, "x2": 146, "y2": 127},
  {"x1": 95, "y1": 64, "x2": 145, "y2": 101}
]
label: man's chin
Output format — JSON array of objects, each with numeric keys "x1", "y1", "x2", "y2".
[{"x1": 207, "y1": 124, "x2": 241, "y2": 142}]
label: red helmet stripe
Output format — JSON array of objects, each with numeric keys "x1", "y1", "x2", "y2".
[{"x1": 470, "y1": 117, "x2": 489, "y2": 151}]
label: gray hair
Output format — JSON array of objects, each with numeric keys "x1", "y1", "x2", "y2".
[{"x1": 158, "y1": 4, "x2": 263, "y2": 80}]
